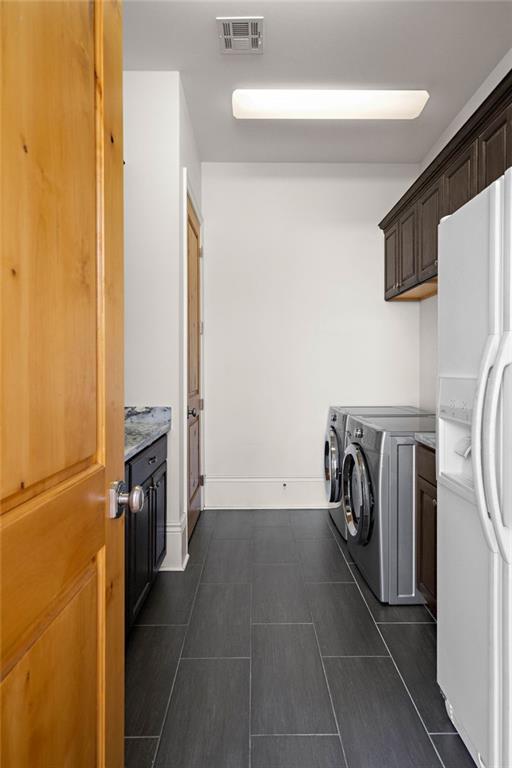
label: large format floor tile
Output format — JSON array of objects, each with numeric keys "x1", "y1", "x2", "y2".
[
  {"x1": 252, "y1": 526, "x2": 299, "y2": 564},
  {"x1": 135, "y1": 568, "x2": 201, "y2": 626},
  {"x1": 251, "y1": 735, "x2": 346, "y2": 768},
  {"x1": 250, "y1": 509, "x2": 292, "y2": 526},
  {"x1": 251, "y1": 624, "x2": 336, "y2": 735},
  {"x1": 125, "y1": 738, "x2": 158, "y2": 768},
  {"x1": 202, "y1": 538, "x2": 252, "y2": 583},
  {"x1": 307, "y1": 583, "x2": 388, "y2": 657},
  {"x1": 298, "y1": 539, "x2": 354, "y2": 582},
  {"x1": 125, "y1": 626, "x2": 185, "y2": 737},
  {"x1": 182, "y1": 583, "x2": 250, "y2": 658},
  {"x1": 213, "y1": 509, "x2": 254, "y2": 539},
  {"x1": 380, "y1": 623, "x2": 455, "y2": 734},
  {"x1": 327, "y1": 520, "x2": 355, "y2": 564},
  {"x1": 350, "y1": 564, "x2": 434, "y2": 623},
  {"x1": 325, "y1": 657, "x2": 441, "y2": 768},
  {"x1": 290, "y1": 510, "x2": 334, "y2": 540},
  {"x1": 431, "y1": 735, "x2": 475, "y2": 768},
  {"x1": 155, "y1": 658, "x2": 250, "y2": 768},
  {"x1": 188, "y1": 521, "x2": 213, "y2": 564},
  {"x1": 252, "y1": 563, "x2": 311, "y2": 623}
]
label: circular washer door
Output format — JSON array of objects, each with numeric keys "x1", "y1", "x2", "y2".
[
  {"x1": 324, "y1": 427, "x2": 342, "y2": 503},
  {"x1": 341, "y1": 442, "x2": 373, "y2": 544}
]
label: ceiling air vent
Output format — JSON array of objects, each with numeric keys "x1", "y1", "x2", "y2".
[{"x1": 217, "y1": 17, "x2": 264, "y2": 55}]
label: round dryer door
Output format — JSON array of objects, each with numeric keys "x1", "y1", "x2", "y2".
[
  {"x1": 324, "y1": 427, "x2": 342, "y2": 503},
  {"x1": 341, "y1": 442, "x2": 373, "y2": 544}
]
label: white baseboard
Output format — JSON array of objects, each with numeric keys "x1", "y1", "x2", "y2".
[
  {"x1": 159, "y1": 515, "x2": 188, "y2": 571},
  {"x1": 205, "y1": 477, "x2": 329, "y2": 510}
]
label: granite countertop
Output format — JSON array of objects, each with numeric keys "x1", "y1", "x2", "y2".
[
  {"x1": 415, "y1": 432, "x2": 436, "y2": 451},
  {"x1": 125, "y1": 406, "x2": 172, "y2": 461}
]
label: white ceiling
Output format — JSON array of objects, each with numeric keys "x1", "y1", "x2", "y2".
[{"x1": 123, "y1": 1, "x2": 512, "y2": 163}]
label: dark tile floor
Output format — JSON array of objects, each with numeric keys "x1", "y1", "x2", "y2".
[{"x1": 125, "y1": 509, "x2": 475, "y2": 768}]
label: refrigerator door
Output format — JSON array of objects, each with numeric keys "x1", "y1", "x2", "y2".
[{"x1": 437, "y1": 176, "x2": 504, "y2": 768}]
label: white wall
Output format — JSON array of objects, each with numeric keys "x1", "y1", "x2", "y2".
[
  {"x1": 202, "y1": 162, "x2": 419, "y2": 509},
  {"x1": 124, "y1": 71, "x2": 201, "y2": 567},
  {"x1": 419, "y1": 296, "x2": 437, "y2": 411}
]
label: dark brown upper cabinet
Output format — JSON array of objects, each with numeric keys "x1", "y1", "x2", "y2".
[
  {"x1": 398, "y1": 207, "x2": 418, "y2": 292},
  {"x1": 384, "y1": 222, "x2": 399, "y2": 300},
  {"x1": 379, "y1": 69, "x2": 512, "y2": 301},
  {"x1": 442, "y1": 140, "x2": 478, "y2": 216},
  {"x1": 417, "y1": 179, "x2": 442, "y2": 283},
  {"x1": 478, "y1": 104, "x2": 512, "y2": 192}
]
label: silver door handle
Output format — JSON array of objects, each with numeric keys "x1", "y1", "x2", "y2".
[{"x1": 109, "y1": 480, "x2": 144, "y2": 519}]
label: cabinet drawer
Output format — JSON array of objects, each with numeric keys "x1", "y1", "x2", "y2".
[
  {"x1": 130, "y1": 435, "x2": 167, "y2": 486},
  {"x1": 416, "y1": 443, "x2": 436, "y2": 485}
]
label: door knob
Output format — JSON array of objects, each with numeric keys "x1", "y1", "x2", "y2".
[
  {"x1": 188, "y1": 407, "x2": 198, "y2": 418},
  {"x1": 109, "y1": 480, "x2": 144, "y2": 519}
]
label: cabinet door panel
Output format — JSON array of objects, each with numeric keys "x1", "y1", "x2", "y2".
[
  {"x1": 416, "y1": 476, "x2": 437, "y2": 615},
  {"x1": 398, "y1": 206, "x2": 417, "y2": 291},
  {"x1": 478, "y1": 104, "x2": 512, "y2": 192},
  {"x1": 152, "y1": 462, "x2": 167, "y2": 576},
  {"x1": 443, "y1": 141, "x2": 478, "y2": 216},
  {"x1": 384, "y1": 222, "x2": 398, "y2": 300},
  {"x1": 417, "y1": 181, "x2": 441, "y2": 282},
  {"x1": 131, "y1": 477, "x2": 152, "y2": 622}
]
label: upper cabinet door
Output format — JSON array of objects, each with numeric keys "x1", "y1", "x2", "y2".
[
  {"x1": 417, "y1": 179, "x2": 442, "y2": 282},
  {"x1": 478, "y1": 104, "x2": 512, "y2": 192},
  {"x1": 384, "y1": 222, "x2": 399, "y2": 300},
  {"x1": 398, "y1": 206, "x2": 418, "y2": 292},
  {"x1": 442, "y1": 140, "x2": 478, "y2": 216}
]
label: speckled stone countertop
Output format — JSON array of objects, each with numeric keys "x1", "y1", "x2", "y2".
[
  {"x1": 415, "y1": 432, "x2": 436, "y2": 451},
  {"x1": 125, "y1": 407, "x2": 172, "y2": 461}
]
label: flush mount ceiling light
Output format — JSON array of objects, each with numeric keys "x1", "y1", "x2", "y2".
[{"x1": 232, "y1": 89, "x2": 430, "y2": 120}]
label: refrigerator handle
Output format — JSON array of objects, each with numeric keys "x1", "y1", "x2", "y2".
[
  {"x1": 472, "y1": 334, "x2": 500, "y2": 553},
  {"x1": 483, "y1": 330, "x2": 512, "y2": 564}
]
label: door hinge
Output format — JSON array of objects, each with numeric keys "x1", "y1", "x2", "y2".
[
  {"x1": 200, "y1": 321, "x2": 204, "y2": 335},
  {"x1": 199, "y1": 474, "x2": 205, "y2": 486},
  {"x1": 199, "y1": 398, "x2": 205, "y2": 411},
  {"x1": 200, "y1": 245, "x2": 204, "y2": 258}
]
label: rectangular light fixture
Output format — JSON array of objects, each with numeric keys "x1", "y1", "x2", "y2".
[{"x1": 232, "y1": 89, "x2": 429, "y2": 120}]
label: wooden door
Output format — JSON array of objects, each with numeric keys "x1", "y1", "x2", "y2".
[
  {"x1": 417, "y1": 179, "x2": 442, "y2": 282},
  {"x1": 478, "y1": 104, "x2": 512, "y2": 192},
  {"x1": 442, "y1": 140, "x2": 478, "y2": 216},
  {"x1": 187, "y1": 199, "x2": 202, "y2": 538},
  {"x1": 1, "y1": 2, "x2": 125, "y2": 766},
  {"x1": 384, "y1": 222, "x2": 399, "y2": 300},
  {"x1": 398, "y1": 206, "x2": 417, "y2": 292}
]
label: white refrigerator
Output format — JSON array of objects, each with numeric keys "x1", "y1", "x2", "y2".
[{"x1": 438, "y1": 168, "x2": 512, "y2": 768}]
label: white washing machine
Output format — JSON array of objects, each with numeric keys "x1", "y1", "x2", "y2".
[
  {"x1": 324, "y1": 405, "x2": 434, "y2": 540},
  {"x1": 341, "y1": 413, "x2": 436, "y2": 604}
]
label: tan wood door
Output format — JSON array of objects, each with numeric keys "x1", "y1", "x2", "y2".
[
  {"x1": 1, "y1": 2, "x2": 125, "y2": 766},
  {"x1": 187, "y1": 198, "x2": 202, "y2": 538}
]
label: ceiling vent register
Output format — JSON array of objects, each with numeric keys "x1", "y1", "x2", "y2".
[{"x1": 217, "y1": 17, "x2": 263, "y2": 55}]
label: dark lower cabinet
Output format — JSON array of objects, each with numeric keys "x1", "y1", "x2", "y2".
[
  {"x1": 152, "y1": 461, "x2": 167, "y2": 578},
  {"x1": 125, "y1": 435, "x2": 168, "y2": 635},
  {"x1": 416, "y1": 444, "x2": 437, "y2": 616}
]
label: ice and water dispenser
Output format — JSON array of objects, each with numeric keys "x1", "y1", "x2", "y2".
[{"x1": 438, "y1": 378, "x2": 476, "y2": 490}]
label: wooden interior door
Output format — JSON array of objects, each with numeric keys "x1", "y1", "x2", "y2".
[
  {"x1": 1, "y1": 2, "x2": 125, "y2": 766},
  {"x1": 187, "y1": 198, "x2": 202, "y2": 538}
]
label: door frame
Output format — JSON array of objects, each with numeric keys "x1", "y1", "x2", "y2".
[{"x1": 181, "y1": 169, "x2": 205, "y2": 550}]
